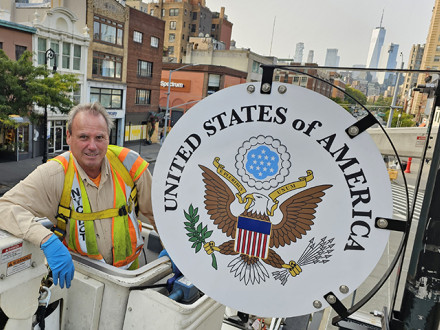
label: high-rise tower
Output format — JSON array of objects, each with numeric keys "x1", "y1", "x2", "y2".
[
  {"x1": 366, "y1": 11, "x2": 386, "y2": 80},
  {"x1": 410, "y1": 0, "x2": 440, "y2": 121},
  {"x1": 294, "y1": 42, "x2": 304, "y2": 63},
  {"x1": 325, "y1": 48, "x2": 340, "y2": 67},
  {"x1": 307, "y1": 50, "x2": 314, "y2": 63},
  {"x1": 377, "y1": 43, "x2": 399, "y2": 85}
]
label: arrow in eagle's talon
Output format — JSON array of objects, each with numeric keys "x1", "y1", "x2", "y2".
[
  {"x1": 204, "y1": 241, "x2": 220, "y2": 255},
  {"x1": 282, "y1": 260, "x2": 302, "y2": 277}
]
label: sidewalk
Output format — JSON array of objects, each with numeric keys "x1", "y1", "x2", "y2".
[{"x1": 0, "y1": 142, "x2": 162, "y2": 196}]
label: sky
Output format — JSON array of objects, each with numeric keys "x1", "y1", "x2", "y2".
[{"x1": 205, "y1": 0, "x2": 435, "y2": 68}]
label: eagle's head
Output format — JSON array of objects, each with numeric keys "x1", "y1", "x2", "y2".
[{"x1": 245, "y1": 192, "x2": 270, "y2": 216}]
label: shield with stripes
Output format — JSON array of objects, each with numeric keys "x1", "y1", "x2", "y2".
[{"x1": 234, "y1": 216, "x2": 272, "y2": 259}]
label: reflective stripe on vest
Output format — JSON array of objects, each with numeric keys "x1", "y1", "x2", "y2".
[{"x1": 51, "y1": 146, "x2": 148, "y2": 269}]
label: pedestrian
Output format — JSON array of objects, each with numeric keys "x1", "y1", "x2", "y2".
[{"x1": 0, "y1": 103, "x2": 156, "y2": 289}]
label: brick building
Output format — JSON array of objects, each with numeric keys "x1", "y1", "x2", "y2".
[
  {"x1": 126, "y1": 7, "x2": 164, "y2": 127},
  {"x1": 160, "y1": 63, "x2": 246, "y2": 127}
]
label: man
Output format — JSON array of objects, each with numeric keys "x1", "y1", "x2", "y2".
[{"x1": 0, "y1": 103, "x2": 156, "y2": 288}]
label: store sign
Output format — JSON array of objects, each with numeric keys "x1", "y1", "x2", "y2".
[
  {"x1": 160, "y1": 79, "x2": 191, "y2": 92},
  {"x1": 106, "y1": 110, "x2": 124, "y2": 119},
  {"x1": 152, "y1": 82, "x2": 392, "y2": 317}
]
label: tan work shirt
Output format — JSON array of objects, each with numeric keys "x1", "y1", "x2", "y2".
[{"x1": 0, "y1": 154, "x2": 155, "y2": 264}]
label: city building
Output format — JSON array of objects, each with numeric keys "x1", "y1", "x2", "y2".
[
  {"x1": 144, "y1": 0, "x2": 218, "y2": 63},
  {"x1": 410, "y1": 0, "x2": 440, "y2": 122},
  {"x1": 159, "y1": 63, "x2": 246, "y2": 127},
  {"x1": 86, "y1": 0, "x2": 130, "y2": 146},
  {"x1": 376, "y1": 43, "x2": 400, "y2": 86},
  {"x1": 307, "y1": 50, "x2": 314, "y2": 63},
  {"x1": 32, "y1": 7, "x2": 90, "y2": 155},
  {"x1": 294, "y1": 42, "x2": 304, "y2": 63},
  {"x1": 125, "y1": 7, "x2": 164, "y2": 141},
  {"x1": 0, "y1": 19, "x2": 36, "y2": 161},
  {"x1": 210, "y1": 7, "x2": 232, "y2": 50},
  {"x1": 365, "y1": 14, "x2": 386, "y2": 81},
  {"x1": 324, "y1": 48, "x2": 340, "y2": 67},
  {"x1": 273, "y1": 63, "x2": 334, "y2": 99},
  {"x1": 184, "y1": 36, "x2": 277, "y2": 82},
  {"x1": 401, "y1": 44, "x2": 424, "y2": 109}
]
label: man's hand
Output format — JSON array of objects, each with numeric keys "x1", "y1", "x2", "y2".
[{"x1": 40, "y1": 235, "x2": 75, "y2": 288}]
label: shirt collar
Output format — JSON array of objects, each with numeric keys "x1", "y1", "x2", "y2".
[{"x1": 72, "y1": 153, "x2": 111, "y2": 187}]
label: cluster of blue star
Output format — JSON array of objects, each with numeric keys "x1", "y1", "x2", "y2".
[{"x1": 245, "y1": 145, "x2": 279, "y2": 180}]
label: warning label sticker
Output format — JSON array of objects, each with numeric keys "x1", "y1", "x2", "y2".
[
  {"x1": 1, "y1": 242, "x2": 23, "y2": 264},
  {"x1": 7, "y1": 254, "x2": 32, "y2": 276}
]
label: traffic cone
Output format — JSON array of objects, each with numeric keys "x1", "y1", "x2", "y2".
[{"x1": 405, "y1": 157, "x2": 412, "y2": 173}]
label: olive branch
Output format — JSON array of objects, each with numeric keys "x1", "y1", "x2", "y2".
[{"x1": 184, "y1": 204, "x2": 217, "y2": 270}]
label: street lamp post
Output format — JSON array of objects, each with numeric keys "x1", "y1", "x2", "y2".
[
  {"x1": 162, "y1": 63, "x2": 199, "y2": 144},
  {"x1": 42, "y1": 48, "x2": 57, "y2": 163}
]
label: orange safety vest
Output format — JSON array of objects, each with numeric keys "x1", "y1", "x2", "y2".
[{"x1": 51, "y1": 145, "x2": 149, "y2": 269}]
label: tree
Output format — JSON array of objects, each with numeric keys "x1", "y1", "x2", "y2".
[
  {"x1": 0, "y1": 50, "x2": 78, "y2": 126},
  {"x1": 344, "y1": 85, "x2": 367, "y2": 105},
  {"x1": 384, "y1": 110, "x2": 416, "y2": 127}
]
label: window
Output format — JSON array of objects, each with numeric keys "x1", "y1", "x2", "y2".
[
  {"x1": 37, "y1": 38, "x2": 47, "y2": 65},
  {"x1": 192, "y1": 12, "x2": 197, "y2": 20},
  {"x1": 0, "y1": 42, "x2": 2, "y2": 49},
  {"x1": 94, "y1": 16, "x2": 124, "y2": 46},
  {"x1": 170, "y1": 21, "x2": 176, "y2": 30},
  {"x1": 168, "y1": 46, "x2": 174, "y2": 55},
  {"x1": 135, "y1": 89, "x2": 151, "y2": 104},
  {"x1": 207, "y1": 74, "x2": 220, "y2": 95},
  {"x1": 169, "y1": 33, "x2": 175, "y2": 42},
  {"x1": 133, "y1": 31, "x2": 143, "y2": 43},
  {"x1": 92, "y1": 52, "x2": 122, "y2": 79},
  {"x1": 90, "y1": 87, "x2": 123, "y2": 109},
  {"x1": 73, "y1": 45, "x2": 81, "y2": 70},
  {"x1": 252, "y1": 61, "x2": 263, "y2": 74},
  {"x1": 151, "y1": 36, "x2": 159, "y2": 48},
  {"x1": 72, "y1": 85, "x2": 81, "y2": 105},
  {"x1": 169, "y1": 8, "x2": 179, "y2": 16},
  {"x1": 436, "y1": 45, "x2": 440, "y2": 52},
  {"x1": 161, "y1": 9, "x2": 166, "y2": 17},
  {"x1": 182, "y1": 34, "x2": 185, "y2": 40},
  {"x1": 15, "y1": 45, "x2": 26, "y2": 60},
  {"x1": 50, "y1": 41, "x2": 59, "y2": 68},
  {"x1": 137, "y1": 60, "x2": 153, "y2": 77},
  {"x1": 150, "y1": 9, "x2": 154, "y2": 15},
  {"x1": 62, "y1": 42, "x2": 71, "y2": 69},
  {"x1": 191, "y1": 24, "x2": 196, "y2": 33},
  {"x1": 434, "y1": 56, "x2": 440, "y2": 62}
]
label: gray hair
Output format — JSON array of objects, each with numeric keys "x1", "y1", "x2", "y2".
[{"x1": 67, "y1": 102, "x2": 114, "y2": 134}]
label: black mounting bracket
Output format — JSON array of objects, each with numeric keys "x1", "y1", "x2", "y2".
[
  {"x1": 345, "y1": 113, "x2": 378, "y2": 139},
  {"x1": 260, "y1": 65, "x2": 275, "y2": 94},
  {"x1": 375, "y1": 217, "x2": 407, "y2": 233},
  {"x1": 324, "y1": 291, "x2": 349, "y2": 320}
]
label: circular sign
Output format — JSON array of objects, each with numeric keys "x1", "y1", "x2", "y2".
[{"x1": 152, "y1": 82, "x2": 392, "y2": 317}]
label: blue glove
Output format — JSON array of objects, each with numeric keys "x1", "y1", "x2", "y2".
[{"x1": 41, "y1": 235, "x2": 75, "y2": 289}]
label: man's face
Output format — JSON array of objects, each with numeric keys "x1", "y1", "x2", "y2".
[{"x1": 66, "y1": 111, "x2": 109, "y2": 177}]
